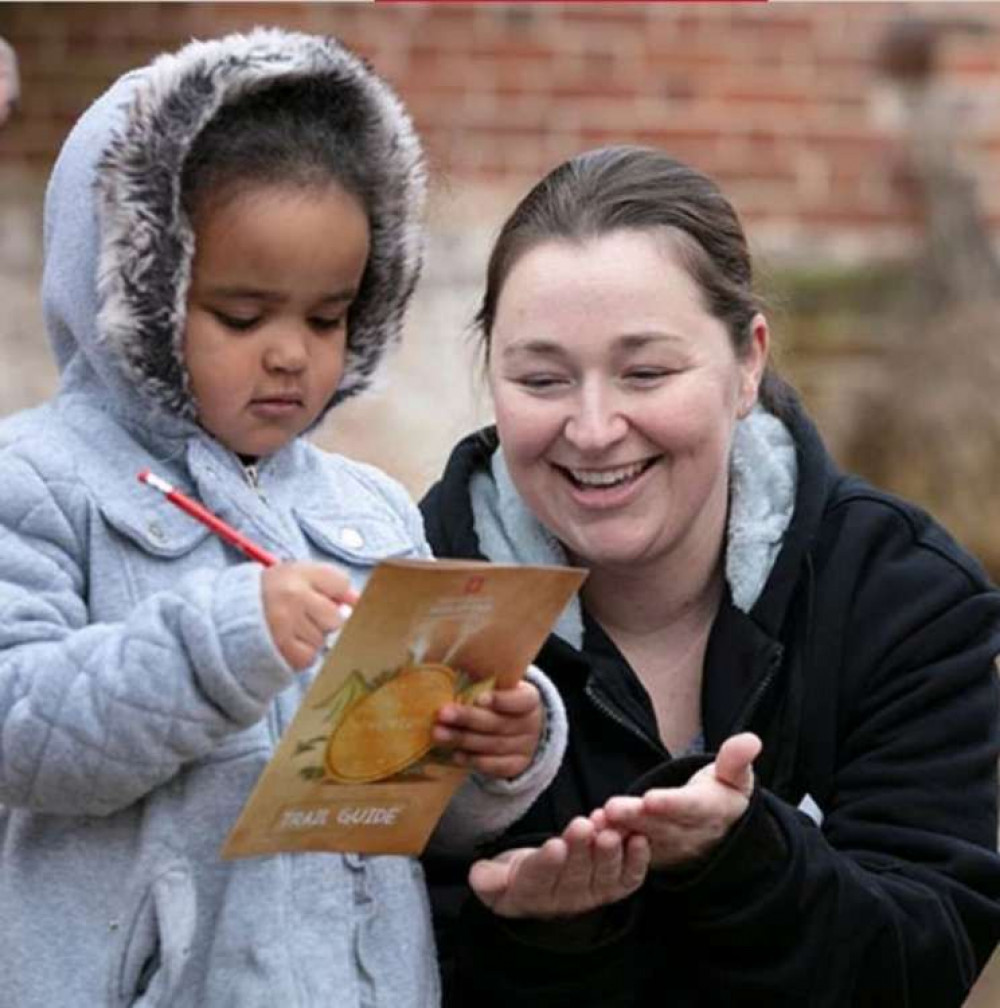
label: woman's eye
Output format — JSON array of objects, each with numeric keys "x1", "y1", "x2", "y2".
[
  {"x1": 625, "y1": 368, "x2": 671, "y2": 384},
  {"x1": 517, "y1": 374, "x2": 567, "y2": 391},
  {"x1": 212, "y1": 311, "x2": 259, "y2": 332}
]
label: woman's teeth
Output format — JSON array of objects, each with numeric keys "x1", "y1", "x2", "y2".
[{"x1": 566, "y1": 461, "x2": 649, "y2": 488}]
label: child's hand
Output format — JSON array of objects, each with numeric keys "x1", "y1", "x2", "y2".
[
  {"x1": 432, "y1": 680, "x2": 543, "y2": 780},
  {"x1": 261, "y1": 561, "x2": 358, "y2": 671}
]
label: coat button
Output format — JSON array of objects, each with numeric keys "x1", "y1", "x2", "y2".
[
  {"x1": 147, "y1": 520, "x2": 165, "y2": 542},
  {"x1": 340, "y1": 527, "x2": 364, "y2": 549}
]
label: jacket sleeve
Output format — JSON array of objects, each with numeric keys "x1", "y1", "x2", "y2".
[
  {"x1": 0, "y1": 455, "x2": 295, "y2": 816},
  {"x1": 428, "y1": 666, "x2": 569, "y2": 855},
  {"x1": 647, "y1": 504, "x2": 1000, "y2": 1007}
]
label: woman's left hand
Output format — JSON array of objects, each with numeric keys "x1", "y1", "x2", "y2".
[
  {"x1": 594, "y1": 733, "x2": 762, "y2": 870},
  {"x1": 468, "y1": 816, "x2": 650, "y2": 919}
]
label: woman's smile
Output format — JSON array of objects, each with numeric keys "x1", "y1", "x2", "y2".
[{"x1": 553, "y1": 457, "x2": 659, "y2": 509}]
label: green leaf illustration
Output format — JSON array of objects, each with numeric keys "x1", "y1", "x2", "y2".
[{"x1": 293, "y1": 734, "x2": 328, "y2": 758}]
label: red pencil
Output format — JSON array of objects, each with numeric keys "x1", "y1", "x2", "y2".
[{"x1": 137, "y1": 469, "x2": 280, "y2": 567}]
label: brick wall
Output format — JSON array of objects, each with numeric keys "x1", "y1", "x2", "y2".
[
  {"x1": 5, "y1": 3, "x2": 1000, "y2": 254},
  {"x1": 3, "y1": 3, "x2": 1000, "y2": 495}
]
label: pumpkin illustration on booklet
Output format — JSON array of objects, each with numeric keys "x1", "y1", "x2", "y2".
[
  {"x1": 297, "y1": 659, "x2": 495, "y2": 786},
  {"x1": 324, "y1": 662, "x2": 455, "y2": 783}
]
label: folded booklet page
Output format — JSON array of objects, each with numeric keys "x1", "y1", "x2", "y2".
[{"x1": 222, "y1": 558, "x2": 585, "y2": 858}]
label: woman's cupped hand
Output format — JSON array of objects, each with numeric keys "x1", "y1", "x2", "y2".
[{"x1": 468, "y1": 733, "x2": 762, "y2": 919}]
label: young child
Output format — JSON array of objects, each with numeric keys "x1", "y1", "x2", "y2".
[{"x1": 0, "y1": 29, "x2": 567, "y2": 1007}]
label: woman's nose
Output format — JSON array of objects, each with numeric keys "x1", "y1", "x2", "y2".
[{"x1": 562, "y1": 388, "x2": 628, "y2": 452}]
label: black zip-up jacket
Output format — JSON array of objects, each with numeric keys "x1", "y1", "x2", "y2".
[{"x1": 421, "y1": 405, "x2": 1000, "y2": 1008}]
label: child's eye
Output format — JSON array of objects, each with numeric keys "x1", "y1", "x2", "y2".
[
  {"x1": 309, "y1": 316, "x2": 347, "y2": 333},
  {"x1": 212, "y1": 310, "x2": 259, "y2": 332}
]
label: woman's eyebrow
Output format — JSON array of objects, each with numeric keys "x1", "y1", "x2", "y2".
[
  {"x1": 617, "y1": 332, "x2": 684, "y2": 351},
  {"x1": 501, "y1": 332, "x2": 683, "y2": 358},
  {"x1": 499, "y1": 339, "x2": 566, "y2": 359}
]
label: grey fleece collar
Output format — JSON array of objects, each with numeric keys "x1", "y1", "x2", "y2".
[
  {"x1": 470, "y1": 408, "x2": 798, "y2": 648},
  {"x1": 91, "y1": 28, "x2": 425, "y2": 422}
]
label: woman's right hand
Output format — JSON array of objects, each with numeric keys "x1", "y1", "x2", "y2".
[
  {"x1": 261, "y1": 561, "x2": 358, "y2": 670},
  {"x1": 468, "y1": 816, "x2": 650, "y2": 919},
  {"x1": 593, "y1": 733, "x2": 761, "y2": 869}
]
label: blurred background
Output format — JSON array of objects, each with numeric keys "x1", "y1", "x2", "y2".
[{"x1": 3, "y1": 2, "x2": 1000, "y2": 575}]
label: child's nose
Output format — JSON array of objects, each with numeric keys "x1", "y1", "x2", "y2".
[{"x1": 263, "y1": 332, "x2": 308, "y2": 373}]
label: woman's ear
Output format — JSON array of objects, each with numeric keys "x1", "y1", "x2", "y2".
[{"x1": 737, "y1": 314, "x2": 769, "y2": 418}]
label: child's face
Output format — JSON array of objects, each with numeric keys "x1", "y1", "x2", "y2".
[{"x1": 183, "y1": 181, "x2": 370, "y2": 457}]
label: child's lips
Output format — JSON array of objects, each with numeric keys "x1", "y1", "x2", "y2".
[{"x1": 249, "y1": 395, "x2": 305, "y2": 419}]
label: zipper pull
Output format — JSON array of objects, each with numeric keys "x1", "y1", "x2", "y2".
[{"x1": 243, "y1": 462, "x2": 268, "y2": 502}]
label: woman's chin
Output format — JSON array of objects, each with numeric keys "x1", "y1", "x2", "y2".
[{"x1": 564, "y1": 530, "x2": 665, "y2": 572}]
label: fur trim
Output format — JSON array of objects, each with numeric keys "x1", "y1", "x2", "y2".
[{"x1": 94, "y1": 28, "x2": 425, "y2": 421}]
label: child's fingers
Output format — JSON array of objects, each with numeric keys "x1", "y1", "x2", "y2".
[
  {"x1": 306, "y1": 562, "x2": 359, "y2": 606},
  {"x1": 463, "y1": 753, "x2": 531, "y2": 778},
  {"x1": 482, "y1": 681, "x2": 540, "y2": 715},
  {"x1": 435, "y1": 703, "x2": 527, "y2": 737},
  {"x1": 303, "y1": 594, "x2": 346, "y2": 636},
  {"x1": 440, "y1": 727, "x2": 534, "y2": 756},
  {"x1": 286, "y1": 636, "x2": 323, "y2": 671}
]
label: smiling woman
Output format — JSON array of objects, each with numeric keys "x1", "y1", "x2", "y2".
[
  {"x1": 420, "y1": 145, "x2": 1000, "y2": 1008},
  {"x1": 488, "y1": 230, "x2": 765, "y2": 592}
]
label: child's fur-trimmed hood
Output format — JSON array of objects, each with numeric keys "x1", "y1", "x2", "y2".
[{"x1": 41, "y1": 28, "x2": 426, "y2": 432}]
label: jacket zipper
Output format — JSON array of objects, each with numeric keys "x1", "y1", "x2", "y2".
[
  {"x1": 240, "y1": 459, "x2": 283, "y2": 745},
  {"x1": 731, "y1": 643, "x2": 784, "y2": 735},
  {"x1": 586, "y1": 642, "x2": 784, "y2": 760},
  {"x1": 243, "y1": 462, "x2": 268, "y2": 502},
  {"x1": 585, "y1": 682, "x2": 669, "y2": 759}
]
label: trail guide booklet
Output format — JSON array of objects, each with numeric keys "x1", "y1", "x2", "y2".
[{"x1": 222, "y1": 558, "x2": 585, "y2": 858}]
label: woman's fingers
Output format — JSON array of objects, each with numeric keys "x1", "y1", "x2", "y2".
[
  {"x1": 602, "y1": 796, "x2": 645, "y2": 829},
  {"x1": 621, "y1": 833, "x2": 651, "y2": 889},
  {"x1": 467, "y1": 817, "x2": 649, "y2": 920},
  {"x1": 589, "y1": 828, "x2": 625, "y2": 892},
  {"x1": 712, "y1": 732, "x2": 762, "y2": 794},
  {"x1": 470, "y1": 841, "x2": 567, "y2": 916}
]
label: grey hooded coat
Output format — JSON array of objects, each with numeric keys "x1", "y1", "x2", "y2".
[{"x1": 0, "y1": 29, "x2": 566, "y2": 1008}]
